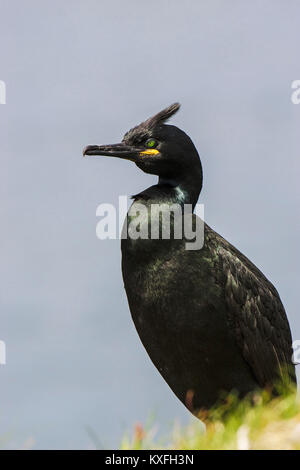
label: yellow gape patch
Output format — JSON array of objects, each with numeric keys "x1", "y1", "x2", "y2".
[{"x1": 139, "y1": 149, "x2": 160, "y2": 156}]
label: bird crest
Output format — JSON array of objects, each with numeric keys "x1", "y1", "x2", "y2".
[
  {"x1": 143, "y1": 102, "x2": 180, "y2": 128},
  {"x1": 123, "y1": 103, "x2": 180, "y2": 143}
]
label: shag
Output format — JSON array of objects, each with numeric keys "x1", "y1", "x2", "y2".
[{"x1": 84, "y1": 104, "x2": 296, "y2": 413}]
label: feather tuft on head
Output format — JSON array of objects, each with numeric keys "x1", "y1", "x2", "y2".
[
  {"x1": 144, "y1": 102, "x2": 181, "y2": 128},
  {"x1": 123, "y1": 103, "x2": 181, "y2": 143}
]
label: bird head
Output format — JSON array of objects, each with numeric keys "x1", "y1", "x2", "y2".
[{"x1": 83, "y1": 103, "x2": 202, "y2": 182}]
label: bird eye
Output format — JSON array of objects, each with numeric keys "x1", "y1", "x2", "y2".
[{"x1": 145, "y1": 138, "x2": 157, "y2": 148}]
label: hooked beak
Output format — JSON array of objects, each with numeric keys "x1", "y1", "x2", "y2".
[{"x1": 83, "y1": 143, "x2": 142, "y2": 161}]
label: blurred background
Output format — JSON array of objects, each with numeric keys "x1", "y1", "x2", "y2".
[{"x1": 0, "y1": 0, "x2": 299, "y2": 449}]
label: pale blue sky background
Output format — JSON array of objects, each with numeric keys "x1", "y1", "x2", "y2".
[{"x1": 0, "y1": 0, "x2": 300, "y2": 449}]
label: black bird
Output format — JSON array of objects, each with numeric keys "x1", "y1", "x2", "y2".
[{"x1": 83, "y1": 103, "x2": 296, "y2": 414}]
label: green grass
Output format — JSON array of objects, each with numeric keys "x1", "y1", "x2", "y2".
[{"x1": 121, "y1": 387, "x2": 300, "y2": 450}]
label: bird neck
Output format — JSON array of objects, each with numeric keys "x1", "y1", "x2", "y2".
[{"x1": 158, "y1": 169, "x2": 202, "y2": 210}]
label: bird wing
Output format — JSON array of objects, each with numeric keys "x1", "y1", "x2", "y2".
[{"x1": 205, "y1": 224, "x2": 296, "y2": 388}]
